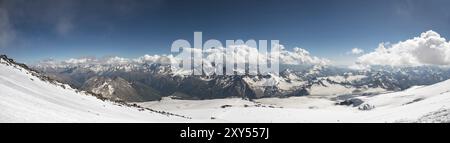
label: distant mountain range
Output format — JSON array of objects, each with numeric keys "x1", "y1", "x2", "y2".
[{"x1": 33, "y1": 57, "x2": 450, "y2": 102}]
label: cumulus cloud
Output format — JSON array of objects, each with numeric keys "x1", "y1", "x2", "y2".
[
  {"x1": 134, "y1": 54, "x2": 177, "y2": 65},
  {"x1": 42, "y1": 56, "x2": 128, "y2": 66},
  {"x1": 133, "y1": 54, "x2": 161, "y2": 63},
  {"x1": 348, "y1": 48, "x2": 364, "y2": 55},
  {"x1": 280, "y1": 47, "x2": 330, "y2": 65},
  {"x1": 173, "y1": 44, "x2": 329, "y2": 66},
  {"x1": 134, "y1": 44, "x2": 328, "y2": 75},
  {"x1": 110, "y1": 44, "x2": 329, "y2": 67},
  {"x1": 63, "y1": 57, "x2": 98, "y2": 65},
  {"x1": 36, "y1": 44, "x2": 330, "y2": 72},
  {"x1": 352, "y1": 30, "x2": 450, "y2": 69}
]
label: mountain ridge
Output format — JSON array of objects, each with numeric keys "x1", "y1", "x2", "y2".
[{"x1": 33, "y1": 58, "x2": 450, "y2": 102}]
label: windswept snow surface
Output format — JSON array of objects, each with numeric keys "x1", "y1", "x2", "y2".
[
  {"x1": 139, "y1": 81, "x2": 450, "y2": 123},
  {"x1": 0, "y1": 59, "x2": 188, "y2": 123}
]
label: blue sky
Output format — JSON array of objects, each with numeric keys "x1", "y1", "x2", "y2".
[{"x1": 0, "y1": 0, "x2": 449, "y2": 65}]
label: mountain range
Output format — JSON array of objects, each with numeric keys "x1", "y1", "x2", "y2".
[{"x1": 33, "y1": 56, "x2": 450, "y2": 102}]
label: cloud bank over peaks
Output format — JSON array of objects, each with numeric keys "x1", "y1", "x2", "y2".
[
  {"x1": 35, "y1": 44, "x2": 330, "y2": 68},
  {"x1": 280, "y1": 47, "x2": 330, "y2": 65},
  {"x1": 352, "y1": 30, "x2": 450, "y2": 69}
]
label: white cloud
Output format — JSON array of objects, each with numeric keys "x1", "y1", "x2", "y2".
[
  {"x1": 37, "y1": 44, "x2": 330, "y2": 71},
  {"x1": 134, "y1": 44, "x2": 330, "y2": 67},
  {"x1": 352, "y1": 30, "x2": 450, "y2": 69},
  {"x1": 349, "y1": 48, "x2": 364, "y2": 55},
  {"x1": 176, "y1": 44, "x2": 329, "y2": 66},
  {"x1": 134, "y1": 54, "x2": 177, "y2": 65},
  {"x1": 280, "y1": 47, "x2": 330, "y2": 65},
  {"x1": 133, "y1": 54, "x2": 161, "y2": 63},
  {"x1": 64, "y1": 57, "x2": 97, "y2": 65},
  {"x1": 104, "y1": 56, "x2": 131, "y2": 65}
]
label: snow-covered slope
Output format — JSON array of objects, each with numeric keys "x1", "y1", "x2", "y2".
[
  {"x1": 138, "y1": 79, "x2": 450, "y2": 123},
  {"x1": 0, "y1": 56, "x2": 188, "y2": 123},
  {"x1": 354, "y1": 80, "x2": 450, "y2": 122}
]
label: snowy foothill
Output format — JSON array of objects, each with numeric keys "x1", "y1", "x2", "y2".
[
  {"x1": 0, "y1": 57, "x2": 190, "y2": 122},
  {"x1": 138, "y1": 82, "x2": 450, "y2": 123}
]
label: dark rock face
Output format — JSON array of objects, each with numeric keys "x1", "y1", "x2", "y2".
[
  {"x1": 81, "y1": 76, "x2": 161, "y2": 102},
  {"x1": 358, "y1": 104, "x2": 375, "y2": 111},
  {"x1": 337, "y1": 98, "x2": 364, "y2": 107},
  {"x1": 35, "y1": 64, "x2": 290, "y2": 101}
]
